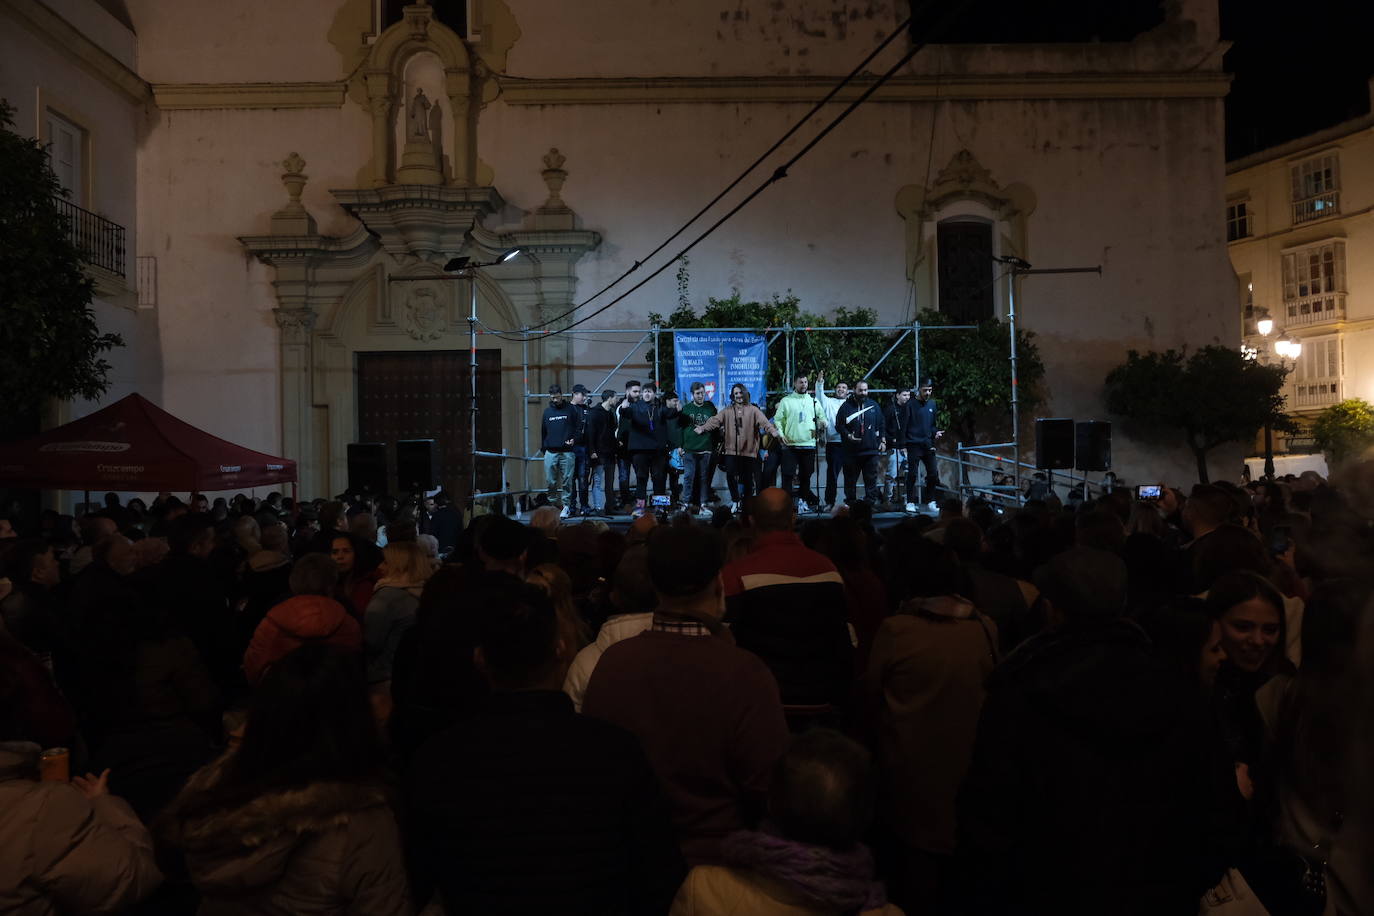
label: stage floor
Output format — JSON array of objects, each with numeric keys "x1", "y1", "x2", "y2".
[{"x1": 539, "y1": 504, "x2": 939, "y2": 531}]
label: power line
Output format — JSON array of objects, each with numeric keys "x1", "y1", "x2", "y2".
[
  {"x1": 556, "y1": 0, "x2": 971, "y2": 336},
  {"x1": 516, "y1": 13, "x2": 917, "y2": 333}
]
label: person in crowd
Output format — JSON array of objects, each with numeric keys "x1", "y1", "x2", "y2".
[
  {"x1": 526, "y1": 562, "x2": 590, "y2": 663},
  {"x1": 958, "y1": 546, "x2": 1229, "y2": 914},
  {"x1": 475, "y1": 514, "x2": 530, "y2": 579},
  {"x1": 0, "y1": 609, "x2": 77, "y2": 751},
  {"x1": 865, "y1": 537, "x2": 997, "y2": 914},
  {"x1": 693, "y1": 383, "x2": 780, "y2": 514},
  {"x1": 940, "y1": 519, "x2": 1028, "y2": 654},
  {"x1": 835, "y1": 381, "x2": 886, "y2": 508},
  {"x1": 160, "y1": 645, "x2": 411, "y2": 914},
  {"x1": 153, "y1": 514, "x2": 241, "y2": 695},
  {"x1": 563, "y1": 544, "x2": 657, "y2": 712},
  {"x1": 364, "y1": 541, "x2": 432, "y2": 690},
  {"x1": 671, "y1": 728, "x2": 900, "y2": 916},
  {"x1": 569, "y1": 383, "x2": 593, "y2": 517},
  {"x1": 803, "y1": 516, "x2": 888, "y2": 673},
  {"x1": 585, "y1": 388, "x2": 618, "y2": 517},
  {"x1": 406, "y1": 578, "x2": 684, "y2": 914},
  {"x1": 428, "y1": 491, "x2": 461, "y2": 556},
  {"x1": 1178, "y1": 485, "x2": 1237, "y2": 593},
  {"x1": 331, "y1": 530, "x2": 381, "y2": 619},
  {"x1": 1140, "y1": 597, "x2": 1227, "y2": 692},
  {"x1": 540, "y1": 384, "x2": 577, "y2": 517},
  {"x1": 903, "y1": 378, "x2": 943, "y2": 514},
  {"x1": 814, "y1": 373, "x2": 851, "y2": 512},
  {"x1": 304, "y1": 499, "x2": 349, "y2": 555},
  {"x1": 0, "y1": 538, "x2": 63, "y2": 662},
  {"x1": 243, "y1": 553, "x2": 363, "y2": 685},
  {"x1": 0, "y1": 741, "x2": 163, "y2": 914},
  {"x1": 775, "y1": 374, "x2": 825, "y2": 514},
  {"x1": 882, "y1": 385, "x2": 911, "y2": 508},
  {"x1": 679, "y1": 381, "x2": 719, "y2": 518},
  {"x1": 619, "y1": 382, "x2": 680, "y2": 518},
  {"x1": 237, "y1": 521, "x2": 293, "y2": 640},
  {"x1": 614, "y1": 380, "x2": 643, "y2": 511},
  {"x1": 722, "y1": 488, "x2": 853, "y2": 716},
  {"x1": 584, "y1": 524, "x2": 789, "y2": 865}
]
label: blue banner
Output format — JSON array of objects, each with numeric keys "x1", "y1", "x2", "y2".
[{"x1": 673, "y1": 331, "x2": 768, "y2": 408}]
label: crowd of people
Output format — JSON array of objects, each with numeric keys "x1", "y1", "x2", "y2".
[
  {"x1": 539, "y1": 374, "x2": 947, "y2": 520},
  {"x1": 0, "y1": 467, "x2": 1371, "y2": 915}
]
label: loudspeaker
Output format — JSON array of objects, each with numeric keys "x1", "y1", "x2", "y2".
[
  {"x1": 1075, "y1": 421, "x2": 1112, "y2": 472},
  {"x1": 346, "y1": 442, "x2": 388, "y2": 494},
  {"x1": 1034, "y1": 418, "x2": 1075, "y2": 470},
  {"x1": 396, "y1": 439, "x2": 439, "y2": 492}
]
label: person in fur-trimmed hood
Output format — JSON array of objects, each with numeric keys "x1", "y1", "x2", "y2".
[{"x1": 160, "y1": 645, "x2": 410, "y2": 915}]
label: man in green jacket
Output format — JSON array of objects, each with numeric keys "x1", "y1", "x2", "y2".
[
  {"x1": 774, "y1": 374, "x2": 824, "y2": 513},
  {"x1": 677, "y1": 382, "x2": 718, "y2": 517}
]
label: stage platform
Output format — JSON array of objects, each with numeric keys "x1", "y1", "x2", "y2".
[{"x1": 527, "y1": 504, "x2": 939, "y2": 531}]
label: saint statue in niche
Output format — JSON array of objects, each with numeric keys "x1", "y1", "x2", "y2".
[{"x1": 407, "y1": 89, "x2": 432, "y2": 142}]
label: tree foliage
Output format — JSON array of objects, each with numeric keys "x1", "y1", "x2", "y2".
[
  {"x1": 1312, "y1": 398, "x2": 1374, "y2": 465},
  {"x1": 0, "y1": 100, "x2": 124, "y2": 426},
  {"x1": 648, "y1": 289, "x2": 1043, "y2": 446},
  {"x1": 1104, "y1": 346, "x2": 1293, "y2": 484}
]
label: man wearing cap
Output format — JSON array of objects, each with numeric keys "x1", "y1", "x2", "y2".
[
  {"x1": 773, "y1": 374, "x2": 824, "y2": 514},
  {"x1": 904, "y1": 378, "x2": 944, "y2": 514},
  {"x1": 569, "y1": 385, "x2": 592, "y2": 517},
  {"x1": 540, "y1": 385, "x2": 576, "y2": 515},
  {"x1": 585, "y1": 389, "x2": 619, "y2": 516}
]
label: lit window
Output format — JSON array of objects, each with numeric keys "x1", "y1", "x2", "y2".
[{"x1": 1291, "y1": 153, "x2": 1340, "y2": 224}]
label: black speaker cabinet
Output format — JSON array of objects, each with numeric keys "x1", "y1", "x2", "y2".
[
  {"x1": 346, "y1": 442, "x2": 387, "y2": 494},
  {"x1": 1034, "y1": 418, "x2": 1075, "y2": 470},
  {"x1": 396, "y1": 438, "x2": 439, "y2": 492},
  {"x1": 1075, "y1": 421, "x2": 1112, "y2": 472}
]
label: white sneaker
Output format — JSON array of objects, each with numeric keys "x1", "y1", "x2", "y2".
[
  {"x1": 730, "y1": 501, "x2": 741, "y2": 514},
  {"x1": 559, "y1": 505, "x2": 570, "y2": 519},
  {"x1": 904, "y1": 502, "x2": 918, "y2": 513},
  {"x1": 797, "y1": 499, "x2": 811, "y2": 514},
  {"x1": 926, "y1": 501, "x2": 938, "y2": 512},
  {"x1": 696, "y1": 506, "x2": 714, "y2": 519}
]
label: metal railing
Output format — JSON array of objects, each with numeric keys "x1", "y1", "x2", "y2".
[
  {"x1": 1292, "y1": 191, "x2": 1340, "y2": 225},
  {"x1": 1292, "y1": 377, "x2": 1342, "y2": 410},
  {"x1": 53, "y1": 196, "x2": 126, "y2": 278},
  {"x1": 1284, "y1": 293, "x2": 1344, "y2": 328}
]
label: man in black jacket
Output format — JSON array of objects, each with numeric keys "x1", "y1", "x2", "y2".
[
  {"x1": 407, "y1": 578, "x2": 684, "y2": 915},
  {"x1": 904, "y1": 377, "x2": 944, "y2": 513},
  {"x1": 569, "y1": 384, "x2": 592, "y2": 517},
  {"x1": 883, "y1": 384, "x2": 911, "y2": 508},
  {"x1": 614, "y1": 380, "x2": 642, "y2": 510},
  {"x1": 957, "y1": 547, "x2": 1232, "y2": 915},
  {"x1": 618, "y1": 383, "x2": 679, "y2": 518},
  {"x1": 584, "y1": 389, "x2": 618, "y2": 516},
  {"x1": 540, "y1": 384, "x2": 576, "y2": 517},
  {"x1": 834, "y1": 380, "x2": 886, "y2": 507}
]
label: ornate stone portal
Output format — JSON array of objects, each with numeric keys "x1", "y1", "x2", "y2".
[{"x1": 241, "y1": 7, "x2": 599, "y2": 497}]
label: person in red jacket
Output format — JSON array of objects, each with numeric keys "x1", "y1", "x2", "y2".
[{"x1": 243, "y1": 554, "x2": 362, "y2": 685}]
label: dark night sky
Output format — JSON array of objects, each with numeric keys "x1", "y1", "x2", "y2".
[{"x1": 916, "y1": 0, "x2": 1374, "y2": 161}]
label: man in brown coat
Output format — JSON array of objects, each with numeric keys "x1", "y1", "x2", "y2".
[{"x1": 693, "y1": 383, "x2": 780, "y2": 512}]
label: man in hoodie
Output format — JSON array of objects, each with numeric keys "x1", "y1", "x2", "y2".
[
  {"x1": 774, "y1": 374, "x2": 824, "y2": 514},
  {"x1": 540, "y1": 384, "x2": 576, "y2": 517},
  {"x1": 835, "y1": 381, "x2": 886, "y2": 507},
  {"x1": 884, "y1": 384, "x2": 911, "y2": 508},
  {"x1": 904, "y1": 377, "x2": 944, "y2": 514},
  {"x1": 678, "y1": 382, "x2": 719, "y2": 517},
  {"x1": 814, "y1": 373, "x2": 850, "y2": 511},
  {"x1": 568, "y1": 384, "x2": 592, "y2": 517}
]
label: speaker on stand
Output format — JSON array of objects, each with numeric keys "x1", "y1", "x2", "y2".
[
  {"x1": 1034, "y1": 418, "x2": 1075, "y2": 500},
  {"x1": 1075, "y1": 421, "x2": 1112, "y2": 472},
  {"x1": 346, "y1": 443, "x2": 388, "y2": 495},
  {"x1": 396, "y1": 439, "x2": 439, "y2": 494}
]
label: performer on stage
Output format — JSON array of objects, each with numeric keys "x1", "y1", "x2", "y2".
[
  {"x1": 774, "y1": 374, "x2": 824, "y2": 513},
  {"x1": 677, "y1": 382, "x2": 718, "y2": 517},
  {"x1": 693, "y1": 383, "x2": 779, "y2": 513},
  {"x1": 584, "y1": 388, "x2": 618, "y2": 516},
  {"x1": 569, "y1": 384, "x2": 591, "y2": 516},
  {"x1": 835, "y1": 380, "x2": 886, "y2": 507},
  {"x1": 884, "y1": 384, "x2": 912, "y2": 507},
  {"x1": 814, "y1": 373, "x2": 850, "y2": 511},
  {"x1": 539, "y1": 385, "x2": 575, "y2": 515},
  {"x1": 617, "y1": 382, "x2": 678, "y2": 518},
  {"x1": 903, "y1": 377, "x2": 944, "y2": 513},
  {"x1": 614, "y1": 380, "x2": 641, "y2": 510}
]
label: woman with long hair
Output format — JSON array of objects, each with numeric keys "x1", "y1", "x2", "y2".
[
  {"x1": 160, "y1": 645, "x2": 410, "y2": 914},
  {"x1": 330, "y1": 532, "x2": 380, "y2": 620},
  {"x1": 365, "y1": 541, "x2": 432, "y2": 689}
]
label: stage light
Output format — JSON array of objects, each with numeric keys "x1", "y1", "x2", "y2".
[{"x1": 499, "y1": 247, "x2": 524, "y2": 263}]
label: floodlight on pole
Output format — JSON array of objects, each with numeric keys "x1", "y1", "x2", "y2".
[{"x1": 499, "y1": 246, "x2": 524, "y2": 263}]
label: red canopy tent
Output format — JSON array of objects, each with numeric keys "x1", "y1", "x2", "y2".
[{"x1": 0, "y1": 393, "x2": 296, "y2": 492}]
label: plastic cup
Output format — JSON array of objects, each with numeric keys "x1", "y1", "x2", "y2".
[{"x1": 39, "y1": 747, "x2": 70, "y2": 782}]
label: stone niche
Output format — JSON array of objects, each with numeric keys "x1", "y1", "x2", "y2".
[{"x1": 239, "y1": 4, "x2": 601, "y2": 496}]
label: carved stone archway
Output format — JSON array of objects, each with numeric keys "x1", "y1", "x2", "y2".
[{"x1": 895, "y1": 149, "x2": 1037, "y2": 317}]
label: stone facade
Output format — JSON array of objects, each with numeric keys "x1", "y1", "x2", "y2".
[{"x1": 10, "y1": 0, "x2": 1242, "y2": 495}]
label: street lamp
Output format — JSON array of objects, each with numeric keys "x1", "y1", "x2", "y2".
[
  {"x1": 444, "y1": 245, "x2": 526, "y2": 515},
  {"x1": 1256, "y1": 313, "x2": 1274, "y2": 337},
  {"x1": 1263, "y1": 334, "x2": 1302, "y2": 479}
]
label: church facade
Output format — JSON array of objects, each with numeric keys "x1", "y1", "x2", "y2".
[{"x1": 4, "y1": 0, "x2": 1241, "y2": 497}]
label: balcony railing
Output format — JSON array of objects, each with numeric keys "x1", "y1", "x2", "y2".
[
  {"x1": 1284, "y1": 293, "x2": 1345, "y2": 328},
  {"x1": 1292, "y1": 191, "x2": 1340, "y2": 224},
  {"x1": 1291, "y1": 377, "x2": 1342, "y2": 410},
  {"x1": 53, "y1": 196, "x2": 126, "y2": 278}
]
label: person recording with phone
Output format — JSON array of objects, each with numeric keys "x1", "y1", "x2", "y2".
[{"x1": 693, "y1": 384, "x2": 779, "y2": 513}]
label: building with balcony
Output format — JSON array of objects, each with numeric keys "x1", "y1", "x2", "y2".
[{"x1": 1228, "y1": 80, "x2": 1374, "y2": 468}]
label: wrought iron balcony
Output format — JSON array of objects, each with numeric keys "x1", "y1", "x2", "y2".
[{"x1": 53, "y1": 196, "x2": 126, "y2": 278}]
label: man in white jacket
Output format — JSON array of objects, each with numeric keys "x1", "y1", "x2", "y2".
[
  {"x1": 563, "y1": 545, "x2": 656, "y2": 712},
  {"x1": 814, "y1": 372, "x2": 850, "y2": 511}
]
